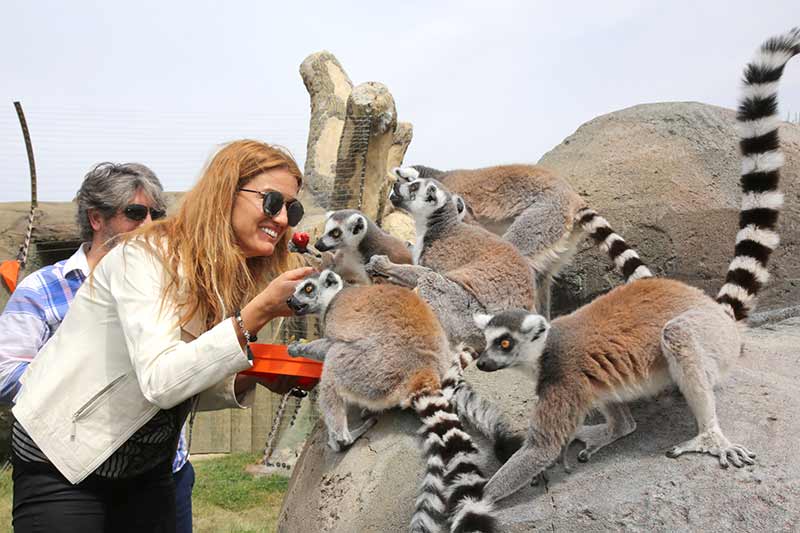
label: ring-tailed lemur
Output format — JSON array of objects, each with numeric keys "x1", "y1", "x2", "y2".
[
  {"x1": 286, "y1": 270, "x2": 497, "y2": 533},
  {"x1": 468, "y1": 28, "x2": 798, "y2": 504},
  {"x1": 314, "y1": 209, "x2": 413, "y2": 285},
  {"x1": 366, "y1": 174, "x2": 537, "y2": 353},
  {"x1": 392, "y1": 163, "x2": 652, "y2": 319}
]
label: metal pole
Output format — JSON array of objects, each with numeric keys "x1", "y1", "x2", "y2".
[
  {"x1": 13, "y1": 102, "x2": 38, "y2": 268},
  {"x1": 14, "y1": 102, "x2": 37, "y2": 208}
]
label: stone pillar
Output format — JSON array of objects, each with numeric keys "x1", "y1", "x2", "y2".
[
  {"x1": 329, "y1": 82, "x2": 397, "y2": 221},
  {"x1": 300, "y1": 51, "x2": 353, "y2": 201}
]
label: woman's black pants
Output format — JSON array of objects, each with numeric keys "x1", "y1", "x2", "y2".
[{"x1": 11, "y1": 452, "x2": 176, "y2": 533}]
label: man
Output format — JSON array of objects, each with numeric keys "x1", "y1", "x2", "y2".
[{"x1": 0, "y1": 162, "x2": 194, "y2": 533}]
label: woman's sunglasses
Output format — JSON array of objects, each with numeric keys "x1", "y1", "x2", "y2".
[
  {"x1": 123, "y1": 204, "x2": 167, "y2": 221},
  {"x1": 239, "y1": 188, "x2": 304, "y2": 227}
]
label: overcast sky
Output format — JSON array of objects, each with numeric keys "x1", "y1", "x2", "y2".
[{"x1": 1, "y1": 1, "x2": 798, "y2": 202}]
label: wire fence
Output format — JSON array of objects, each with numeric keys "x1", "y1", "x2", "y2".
[{"x1": 0, "y1": 106, "x2": 309, "y2": 202}]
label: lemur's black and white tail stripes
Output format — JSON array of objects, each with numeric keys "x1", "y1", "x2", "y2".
[
  {"x1": 575, "y1": 208, "x2": 653, "y2": 282},
  {"x1": 410, "y1": 389, "x2": 455, "y2": 533},
  {"x1": 410, "y1": 387, "x2": 496, "y2": 533},
  {"x1": 452, "y1": 384, "x2": 523, "y2": 463},
  {"x1": 409, "y1": 350, "x2": 497, "y2": 533},
  {"x1": 447, "y1": 346, "x2": 523, "y2": 463},
  {"x1": 716, "y1": 28, "x2": 800, "y2": 322}
]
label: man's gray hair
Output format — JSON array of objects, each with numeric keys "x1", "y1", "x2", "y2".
[{"x1": 75, "y1": 162, "x2": 166, "y2": 241}]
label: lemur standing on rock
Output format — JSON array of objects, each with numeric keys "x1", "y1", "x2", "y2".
[
  {"x1": 286, "y1": 270, "x2": 497, "y2": 533},
  {"x1": 366, "y1": 175, "x2": 537, "y2": 353},
  {"x1": 468, "y1": 28, "x2": 798, "y2": 505},
  {"x1": 394, "y1": 163, "x2": 652, "y2": 318}
]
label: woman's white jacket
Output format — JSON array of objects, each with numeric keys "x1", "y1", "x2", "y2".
[{"x1": 13, "y1": 239, "x2": 253, "y2": 484}]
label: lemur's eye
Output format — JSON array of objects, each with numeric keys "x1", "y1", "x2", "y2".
[
  {"x1": 330, "y1": 228, "x2": 342, "y2": 238},
  {"x1": 304, "y1": 284, "x2": 314, "y2": 294},
  {"x1": 500, "y1": 339, "x2": 511, "y2": 350},
  {"x1": 409, "y1": 182, "x2": 420, "y2": 193}
]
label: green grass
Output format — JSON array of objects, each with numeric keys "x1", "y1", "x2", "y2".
[
  {"x1": 0, "y1": 454, "x2": 288, "y2": 533},
  {"x1": 192, "y1": 453, "x2": 289, "y2": 533}
]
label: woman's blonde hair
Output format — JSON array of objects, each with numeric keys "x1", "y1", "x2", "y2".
[{"x1": 127, "y1": 139, "x2": 304, "y2": 327}]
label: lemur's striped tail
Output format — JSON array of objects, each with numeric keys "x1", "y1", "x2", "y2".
[
  {"x1": 441, "y1": 417, "x2": 496, "y2": 533},
  {"x1": 575, "y1": 208, "x2": 653, "y2": 282},
  {"x1": 447, "y1": 345, "x2": 523, "y2": 464},
  {"x1": 409, "y1": 389, "x2": 455, "y2": 533},
  {"x1": 716, "y1": 28, "x2": 800, "y2": 321},
  {"x1": 452, "y1": 384, "x2": 523, "y2": 463},
  {"x1": 408, "y1": 352, "x2": 497, "y2": 533}
]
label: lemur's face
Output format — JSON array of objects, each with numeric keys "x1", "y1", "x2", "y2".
[
  {"x1": 473, "y1": 311, "x2": 549, "y2": 372},
  {"x1": 315, "y1": 211, "x2": 367, "y2": 252},
  {"x1": 287, "y1": 270, "x2": 344, "y2": 316},
  {"x1": 389, "y1": 167, "x2": 451, "y2": 219}
]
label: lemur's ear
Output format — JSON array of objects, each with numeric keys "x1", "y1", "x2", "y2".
[
  {"x1": 323, "y1": 270, "x2": 342, "y2": 288},
  {"x1": 425, "y1": 185, "x2": 438, "y2": 203},
  {"x1": 350, "y1": 214, "x2": 366, "y2": 236},
  {"x1": 392, "y1": 166, "x2": 419, "y2": 182},
  {"x1": 473, "y1": 313, "x2": 493, "y2": 330},
  {"x1": 325, "y1": 211, "x2": 335, "y2": 220},
  {"x1": 521, "y1": 314, "x2": 549, "y2": 340},
  {"x1": 453, "y1": 195, "x2": 466, "y2": 217}
]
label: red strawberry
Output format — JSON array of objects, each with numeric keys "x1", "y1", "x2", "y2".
[{"x1": 291, "y1": 232, "x2": 310, "y2": 250}]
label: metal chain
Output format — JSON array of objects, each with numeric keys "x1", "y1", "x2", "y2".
[
  {"x1": 262, "y1": 390, "x2": 291, "y2": 466},
  {"x1": 262, "y1": 392, "x2": 305, "y2": 470},
  {"x1": 356, "y1": 106, "x2": 372, "y2": 210}
]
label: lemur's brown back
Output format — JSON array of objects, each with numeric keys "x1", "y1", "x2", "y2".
[
  {"x1": 420, "y1": 220, "x2": 536, "y2": 312},
  {"x1": 551, "y1": 278, "x2": 719, "y2": 397},
  {"x1": 440, "y1": 164, "x2": 586, "y2": 225},
  {"x1": 326, "y1": 284, "x2": 446, "y2": 348}
]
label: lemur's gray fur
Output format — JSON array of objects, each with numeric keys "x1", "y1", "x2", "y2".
[
  {"x1": 367, "y1": 174, "x2": 537, "y2": 353},
  {"x1": 397, "y1": 163, "x2": 651, "y2": 319},
  {"x1": 467, "y1": 28, "x2": 798, "y2": 504},
  {"x1": 286, "y1": 270, "x2": 498, "y2": 533}
]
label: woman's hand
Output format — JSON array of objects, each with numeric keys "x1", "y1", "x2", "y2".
[{"x1": 239, "y1": 267, "x2": 315, "y2": 335}]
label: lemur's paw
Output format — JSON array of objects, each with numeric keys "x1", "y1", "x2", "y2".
[
  {"x1": 327, "y1": 435, "x2": 351, "y2": 453},
  {"x1": 365, "y1": 255, "x2": 392, "y2": 277},
  {"x1": 392, "y1": 166, "x2": 419, "y2": 182},
  {"x1": 530, "y1": 470, "x2": 549, "y2": 487},
  {"x1": 456, "y1": 343, "x2": 478, "y2": 368},
  {"x1": 574, "y1": 424, "x2": 613, "y2": 462},
  {"x1": 287, "y1": 342, "x2": 303, "y2": 358},
  {"x1": 666, "y1": 430, "x2": 756, "y2": 468}
]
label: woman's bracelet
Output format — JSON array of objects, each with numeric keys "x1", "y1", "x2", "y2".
[{"x1": 234, "y1": 309, "x2": 257, "y2": 361}]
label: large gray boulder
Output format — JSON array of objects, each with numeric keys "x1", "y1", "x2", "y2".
[
  {"x1": 277, "y1": 102, "x2": 800, "y2": 532},
  {"x1": 277, "y1": 316, "x2": 800, "y2": 532},
  {"x1": 539, "y1": 102, "x2": 800, "y2": 317}
]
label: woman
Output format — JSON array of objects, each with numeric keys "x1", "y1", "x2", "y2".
[{"x1": 11, "y1": 139, "x2": 314, "y2": 532}]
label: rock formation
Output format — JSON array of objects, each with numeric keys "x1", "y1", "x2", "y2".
[{"x1": 539, "y1": 102, "x2": 800, "y2": 316}]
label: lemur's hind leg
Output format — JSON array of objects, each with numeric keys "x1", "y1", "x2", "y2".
[
  {"x1": 660, "y1": 312, "x2": 755, "y2": 468},
  {"x1": 502, "y1": 201, "x2": 574, "y2": 276},
  {"x1": 574, "y1": 402, "x2": 636, "y2": 463},
  {"x1": 319, "y1": 378, "x2": 377, "y2": 452}
]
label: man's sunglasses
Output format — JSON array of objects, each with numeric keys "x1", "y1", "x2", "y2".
[
  {"x1": 123, "y1": 204, "x2": 166, "y2": 221},
  {"x1": 239, "y1": 188, "x2": 304, "y2": 227}
]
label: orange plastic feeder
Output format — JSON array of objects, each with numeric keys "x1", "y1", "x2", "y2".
[{"x1": 241, "y1": 343, "x2": 322, "y2": 391}]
